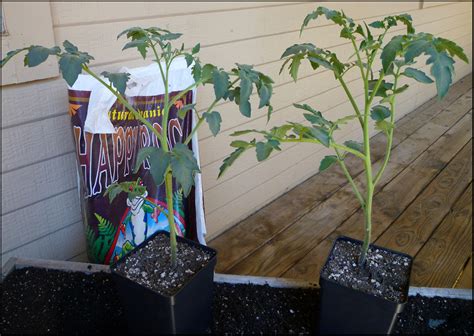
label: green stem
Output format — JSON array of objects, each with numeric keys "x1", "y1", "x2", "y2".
[
  {"x1": 373, "y1": 70, "x2": 400, "y2": 186},
  {"x1": 279, "y1": 138, "x2": 366, "y2": 160},
  {"x1": 336, "y1": 75, "x2": 364, "y2": 127},
  {"x1": 165, "y1": 171, "x2": 178, "y2": 267},
  {"x1": 334, "y1": 148, "x2": 365, "y2": 207}
]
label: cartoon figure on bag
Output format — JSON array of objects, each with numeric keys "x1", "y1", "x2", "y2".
[
  {"x1": 106, "y1": 178, "x2": 187, "y2": 263},
  {"x1": 127, "y1": 189, "x2": 149, "y2": 246}
]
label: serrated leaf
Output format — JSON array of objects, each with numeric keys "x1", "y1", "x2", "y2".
[
  {"x1": 230, "y1": 140, "x2": 250, "y2": 148},
  {"x1": 369, "y1": 20, "x2": 385, "y2": 29},
  {"x1": 307, "y1": 56, "x2": 333, "y2": 71},
  {"x1": 134, "y1": 147, "x2": 159, "y2": 173},
  {"x1": 434, "y1": 37, "x2": 469, "y2": 63},
  {"x1": 203, "y1": 111, "x2": 222, "y2": 136},
  {"x1": 427, "y1": 48, "x2": 455, "y2": 99},
  {"x1": 104, "y1": 183, "x2": 123, "y2": 203},
  {"x1": 309, "y1": 127, "x2": 330, "y2": 147},
  {"x1": 219, "y1": 147, "x2": 247, "y2": 178},
  {"x1": 192, "y1": 61, "x2": 202, "y2": 82},
  {"x1": 405, "y1": 39, "x2": 431, "y2": 63},
  {"x1": 381, "y1": 35, "x2": 404, "y2": 72},
  {"x1": 344, "y1": 140, "x2": 363, "y2": 153},
  {"x1": 402, "y1": 67, "x2": 433, "y2": 84},
  {"x1": 212, "y1": 69, "x2": 230, "y2": 100},
  {"x1": 192, "y1": 43, "x2": 200, "y2": 54},
  {"x1": 59, "y1": 54, "x2": 86, "y2": 86},
  {"x1": 177, "y1": 103, "x2": 196, "y2": 119},
  {"x1": 256, "y1": 142, "x2": 273, "y2": 161},
  {"x1": 122, "y1": 38, "x2": 148, "y2": 59},
  {"x1": 101, "y1": 71, "x2": 130, "y2": 95},
  {"x1": 319, "y1": 155, "x2": 338, "y2": 172},
  {"x1": 63, "y1": 40, "x2": 79, "y2": 53},
  {"x1": 170, "y1": 143, "x2": 200, "y2": 196},
  {"x1": 230, "y1": 129, "x2": 260, "y2": 136},
  {"x1": 257, "y1": 83, "x2": 272, "y2": 109},
  {"x1": 24, "y1": 46, "x2": 60, "y2": 67},
  {"x1": 289, "y1": 54, "x2": 304, "y2": 81},
  {"x1": 148, "y1": 149, "x2": 170, "y2": 187},
  {"x1": 370, "y1": 105, "x2": 391, "y2": 121},
  {"x1": 184, "y1": 54, "x2": 194, "y2": 67},
  {"x1": 160, "y1": 32, "x2": 182, "y2": 41}
]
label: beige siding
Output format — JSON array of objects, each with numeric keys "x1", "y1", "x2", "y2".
[{"x1": 1, "y1": 2, "x2": 472, "y2": 264}]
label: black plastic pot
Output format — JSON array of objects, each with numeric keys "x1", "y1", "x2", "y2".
[
  {"x1": 318, "y1": 236, "x2": 413, "y2": 334},
  {"x1": 110, "y1": 230, "x2": 217, "y2": 334}
]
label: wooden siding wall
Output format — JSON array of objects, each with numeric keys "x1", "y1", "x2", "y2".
[{"x1": 1, "y1": 2, "x2": 472, "y2": 264}]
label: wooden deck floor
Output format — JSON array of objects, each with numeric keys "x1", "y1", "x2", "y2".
[{"x1": 209, "y1": 74, "x2": 473, "y2": 289}]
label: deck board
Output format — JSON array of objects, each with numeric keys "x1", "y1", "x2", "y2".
[{"x1": 209, "y1": 74, "x2": 473, "y2": 288}]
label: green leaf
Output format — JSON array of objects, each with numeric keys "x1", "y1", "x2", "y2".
[
  {"x1": 1, "y1": 48, "x2": 28, "y2": 68},
  {"x1": 256, "y1": 141, "x2": 273, "y2": 161},
  {"x1": 192, "y1": 61, "x2": 202, "y2": 82},
  {"x1": 281, "y1": 43, "x2": 316, "y2": 58},
  {"x1": 319, "y1": 155, "x2": 338, "y2": 172},
  {"x1": 434, "y1": 37, "x2": 469, "y2": 63},
  {"x1": 393, "y1": 84, "x2": 409, "y2": 94},
  {"x1": 257, "y1": 83, "x2": 272, "y2": 109},
  {"x1": 104, "y1": 183, "x2": 123, "y2": 203},
  {"x1": 184, "y1": 54, "x2": 194, "y2": 67},
  {"x1": 238, "y1": 73, "x2": 253, "y2": 117},
  {"x1": 134, "y1": 147, "x2": 159, "y2": 173},
  {"x1": 122, "y1": 38, "x2": 148, "y2": 59},
  {"x1": 308, "y1": 56, "x2": 333, "y2": 71},
  {"x1": 381, "y1": 35, "x2": 404, "y2": 72},
  {"x1": 192, "y1": 43, "x2": 200, "y2": 54},
  {"x1": 170, "y1": 143, "x2": 200, "y2": 196},
  {"x1": 177, "y1": 103, "x2": 196, "y2": 119},
  {"x1": 427, "y1": 48, "x2": 455, "y2": 99},
  {"x1": 309, "y1": 127, "x2": 330, "y2": 147},
  {"x1": 370, "y1": 105, "x2": 391, "y2": 121},
  {"x1": 344, "y1": 140, "x2": 363, "y2": 153},
  {"x1": 289, "y1": 54, "x2": 304, "y2": 81},
  {"x1": 24, "y1": 46, "x2": 60, "y2": 67},
  {"x1": 369, "y1": 20, "x2": 385, "y2": 29},
  {"x1": 101, "y1": 71, "x2": 130, "y2": 95},
  {"x1": 230, "y1": 129, "x2": 260, "y2": 136},
  {"x1": 402, "y1": 67, "x2": 433, "y2": 84},
  {"x1": 404, "y1": 39, "x2": 431, "y2": 63},
  {"x1": 59, "y1": 54, "x2": 86, "y2": 86},
  {"x1": 230, "y1": 140, "x2": 250, "y2": 148},
  {"x1": 212, "y1": 69, "x2": 230, "y2": 100},
  {"x1": 160, "y1": 32, "x2": 182, "y2": 41},
  {"x1": 375, "y1": 120, "x2": 394, "y2": 134},
  {"x1": 148, "y1": 149, "x2": 171, "y2": 187},
  {"x1": 219, "y1": 147, "x2": 247, "y2": 178},
  {"x1": 203, "y1": 111, "x2": 222, "y2": 136},
  {"x1": 63, "y1": 40, "x2": 79, "y2": 53}
]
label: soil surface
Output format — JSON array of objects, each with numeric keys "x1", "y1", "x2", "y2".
[
  {"x1": 393, "y1": 294, "x2": 473, "y2": 335},
  {"x1": 113, "y1": 232, "x2": 215, "y2": 296},
  {"x1": 1, "y1": 267, "x2": 471, "y2": 334},
  {"x1": 0, "y1": 267, "x2": 125, "y2": 334},
  {"x1": 321, "y1": 238, "x2": 412, "y2": 302}
]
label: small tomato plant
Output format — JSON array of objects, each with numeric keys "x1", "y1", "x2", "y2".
[
  {"x1": 219, "y1": 7, "x2": 468, "y2": 265},
  {"x1": 1, "y1": 27, "x2": 274, "y2": 267}
]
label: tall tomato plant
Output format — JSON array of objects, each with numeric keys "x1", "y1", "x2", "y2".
[
  {"x1": 219, "y1": 7, "x2": 468, "y2": 265},
  {"x1": 1, "y1": 27, "x2": 274, "y2": 267}
]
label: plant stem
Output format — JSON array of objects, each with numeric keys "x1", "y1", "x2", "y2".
[
  {"x1": 334, "y1": 148, "x2": 365, "y2": 207},
  {"x1": 373, "y1": 70, "x2": 400, "y2": 187},
  {"x1": 336, "y1": 75, "x2": 364, "y2": 127},
  {"x1": 164, "y1": 171, "x2": 178, "y2": 267}
]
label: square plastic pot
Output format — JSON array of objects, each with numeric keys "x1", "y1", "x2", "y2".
[
  {"x1": 110, "y1": 230, "x2": 217, "y2": 334},
  {"x1": 318, "y1": 236, "x2": 413, "y2": 334}
]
